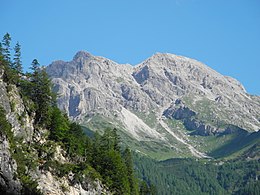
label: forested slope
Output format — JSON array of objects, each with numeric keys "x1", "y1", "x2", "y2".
[{"x1": 0, "y1": 33, "x2": 139, "y2": 195}]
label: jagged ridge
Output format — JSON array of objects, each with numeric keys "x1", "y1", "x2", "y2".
[{"x1": 46, "y1": 51, "x2": 260, "y2": 159}]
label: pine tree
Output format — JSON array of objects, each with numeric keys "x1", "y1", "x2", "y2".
[
  {"x1": 101, "y1": 128, "x2": 121, "y2": 152},
  {"x1": 49, "y1": 107, "x2": 69, "y2": 141},
  {"x1": 30, "y1": 59, "x2": 55, "y2": 126},
  {"x1": 2, "y1": 33, "x2": 11, "y2": 63},
  {"x1": 92, "y1": 132, "x2": 102, "y2": 170},
  {"x1": 103, "y1": 150, "x2": 130, "y2": 195},
  {"x1": 0, "y1": 42, "x2": 6, "y2": 68},
  {"x1": 31, "y1": 59, "x2": 40, "y2": 72},
  {"x1": 13, "y1": 42, "x2": 22, "y2": 74},
  {"x1": 112, "y1": 128, "x2": 120, "y2": 152},
  {"x1": 123, "y1": 148, "x2": 139, "y2": 195},
  {"x1": 1, "y1": 33, "x2": 17, "y2": 85}
]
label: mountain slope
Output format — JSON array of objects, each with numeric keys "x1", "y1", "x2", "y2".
[
  {"x1": 0, "y1": 66, "x2": 113, "y2": 194},
  {"x1": 46, "y1": 51, "x2": 260, "y2": 160}
]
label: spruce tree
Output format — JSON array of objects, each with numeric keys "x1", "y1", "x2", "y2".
[
  {"x1": 101, "y1": 128, "x2": 121, "y2": 152},
  {"x1": 13, "y1": 42, "x2": 22, "y2": 74},
  {"x1": 31, "y1": 59, "x2": 40, "y2": 72},
  {"x1": 2, "y1": 33, "x2": 11, "y2": 63},
  {"x1": 30, "y1": 59, "x2": 55, "y2": 126},
  {"x1": 0, "y1": 43, "x2": 6, "y2": 68},
  {"x1": 103, "y1": 150, "x2": 130, "y2": 195},
  {"x1": 112, "y1": 128, "x2": 120, "y2": 152},
  {"x1": 49, "y1": 107, "x2": 69, "y2": 141},
  {"x1": 92, "y1": 132, "x2": 102, "y2": 170},
  {"x1": 1, "y1": 33, "x2": 17, "y2": 84},
  {"x1": 123, "y1": 148, "x2": 139, "y2": 195}
]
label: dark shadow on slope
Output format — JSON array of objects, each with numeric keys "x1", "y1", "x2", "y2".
[
  {"x1": 81, "y1": 126, "x2": 95, "y2": 138},
  {"x1": 209, "y1": 130, "x2": 260, "y2": 158}
]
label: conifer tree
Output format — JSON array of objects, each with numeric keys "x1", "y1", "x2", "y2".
[
  {"x1": 0, "y1": 42, "x2": 6, "y2": 68},
  {"x1": 123, "y1": 148, "x2": 139, "y2": 195},
  {"x1": 13, "y1": 42, "x2": 22, "y2": 74},
  {"x1": 30, "y1": 59, "x2": 55, "y2": 126},
  {"x1": 103, "y1": 150, "x2": 130, "y2": 194},
  {"x1": 0, "y1": 42, "x2": 6, "y2": 73},
  {"x1": 1, "y1": 33, "x2": 17, "y2": 84},
  {"x1": 101, "y1": 128, "x2": 121, "y2": 151},
  {"x1": 92, "y1": 132, "x2": 102, "y2": 170},
  {"x1": 49, "y1": 107, "x2": 69, "y2": 141},
  {"x1": 112, "y1": 128, "x2": 120, "y2": 152},
  {"x1": 31, "y1": 59, "x2": 40, "y2": 72},
  {"x1": 2, "y1": 33, "x2": 11, "y2": 63}
]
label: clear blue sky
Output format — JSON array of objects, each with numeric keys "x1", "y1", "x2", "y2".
[{"x1": 1, "y1": 0, "x2": 260, "y2": 95}]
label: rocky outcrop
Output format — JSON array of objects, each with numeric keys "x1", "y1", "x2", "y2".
[
  {"x1": 0, "y1": 68, "x2": 110, "y2": 195},
  {"x1": 0, "y1": 69, "x2": 22, "y2": 194},
  {"x1": 163, "y1": 98, "x2": 247, "y2": 136},
  {"x1": 183, "y1": 118, "x2": 222, "y2": 136},
  {"x1": 132, "y1": 65, "x2": 149, "y2": 84},
  {"x1": 47, "y1": 51, "x2": 157, "y2": 119},
  {"x1": 163, "y1": 105, "x2": 196, "y2": 120},
  {"x1": 0, "y1": 133, "x2": 22, "y2": 194},
  {"x1": 35, "y1": 170, "x2": 109, "y2": 195},
  {"x1": 162, "y1": 102, "x2": 217, "y2": 136}
]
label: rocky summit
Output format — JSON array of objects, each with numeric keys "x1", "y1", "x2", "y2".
[{"x1": 47, "y1": 51, "x2": 260, "y2": 159}]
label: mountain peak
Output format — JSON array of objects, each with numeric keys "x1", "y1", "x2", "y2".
[
  {"x1": 73, "y1": 51, "x2": 92, "y2": 60},
  {"x1": 47, "y1": 51, "x2": 260, "y2": 137}
]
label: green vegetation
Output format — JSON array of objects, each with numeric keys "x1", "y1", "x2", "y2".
[
  {"x1": 133, "y1": 111, "x2": 158, "y2": 128},
  {"x1": 82, "y1": 114, "x2": 116, "y2": 133},
  {"x1": 0, "y1": 33, "x2": 139, "y2": 194},
  {"x1": 0, "y1": 106, "x2": 42, "y2": 194},
  {"x1": 165, "y1": 117, "x2": 260, "y2": 159},
  {"x1": 182, "y1": 96, "x2": 228, "y2": 129},
  {"x1": 210, "y1": 131, "x2": 260, "y2": 159},
  {"x1": 1, "y1": 33, "x2": 259, "y2": 195},
  {"x1": 83, "y1": 117, "x2": 260, "y2": 194},
  {"x1": 134, "y1": 154, "x2": 260, "y2": 195},
  {"x1": 83, "y1": 114, "x2": 193, "y2": 160},
  {"x1": 182, "y1": 95, "x2": 254, "y2": 131}
]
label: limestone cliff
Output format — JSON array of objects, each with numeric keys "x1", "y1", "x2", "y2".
[{"x1": 0, "y1": 68, "x2": 110, "y2": 194}]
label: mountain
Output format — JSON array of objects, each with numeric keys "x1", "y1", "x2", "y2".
[
  {"x1": 1, "y1": 30, "x2": 258, "y2": 194},
  {"x1": 0, "y1": 66, "x2": 114, "y2": 194},
  {"x1": 1, "y1": 46, "x2": 259, "y2": 194},
  {"x1": 46, "y1": 51, "x2": 260, "y2": 160}
]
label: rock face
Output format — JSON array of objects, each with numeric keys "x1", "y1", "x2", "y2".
[
  {"x1": 47, "y1": 51, "x2": 156, "y2": 119},
  {"x1": 0, "y1": 133, "x2": 22, "y2": 194},
  {"x1": 0, "y1": 68, "x2": 110, "y2": 195},
  {"x1": 0, "y1": 69, "x2": 22, "y2": 194},
  {"x1": 46, "y1": 51, "x2": 260, "y2": 158}
]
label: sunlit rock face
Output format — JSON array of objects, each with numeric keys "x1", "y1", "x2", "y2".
[
  {"x1": 46, "y1": 51, "x2": 260, "y2": 158},
  {"x1": 47, "y1": 51, "x2": 260, "y2": 132}
]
